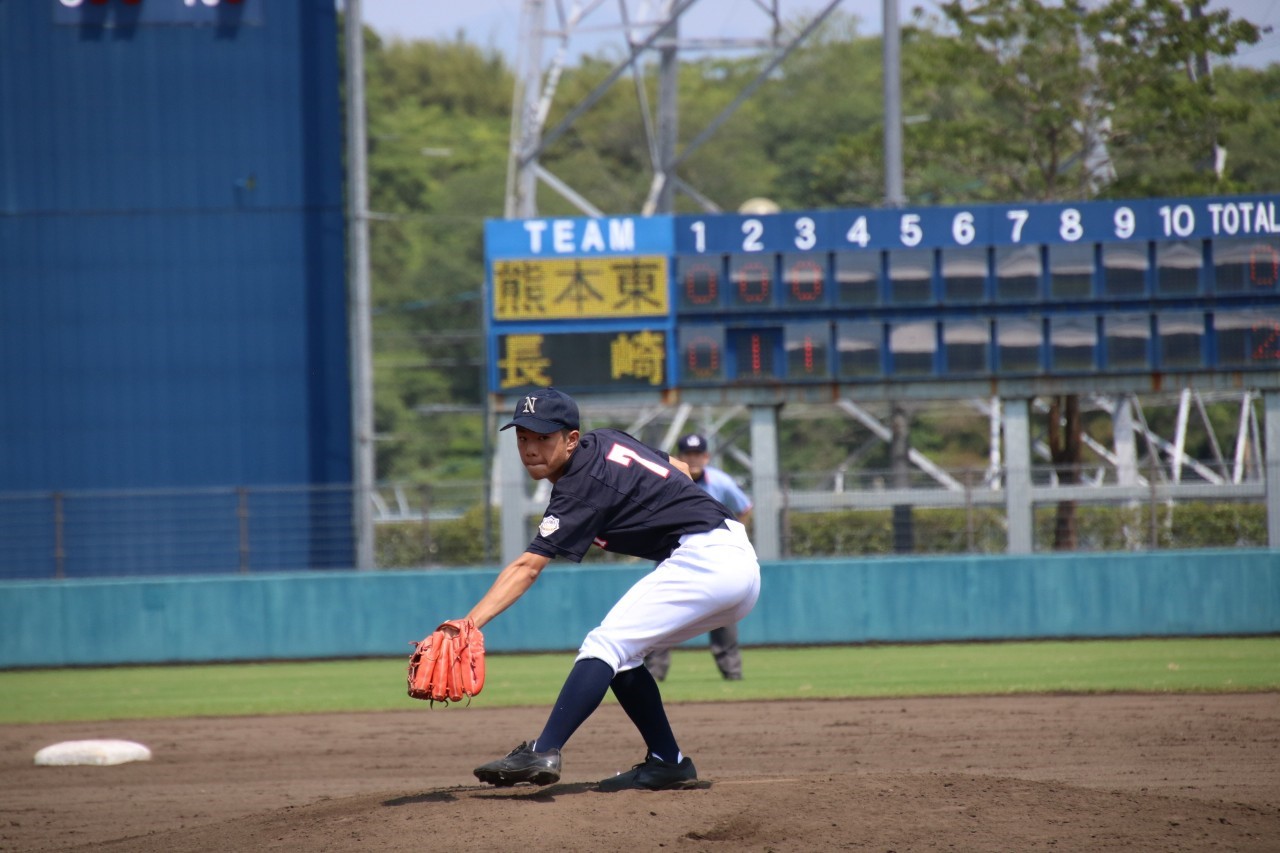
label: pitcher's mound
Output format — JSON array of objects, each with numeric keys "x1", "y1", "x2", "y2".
[{"x1": 34, "y1": 739, "x2": 152, "y2": 766}]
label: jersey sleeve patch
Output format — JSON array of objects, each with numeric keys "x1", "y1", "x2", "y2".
[{"x1": 538, "y1": 514, "x2": 561, "y2": 537}]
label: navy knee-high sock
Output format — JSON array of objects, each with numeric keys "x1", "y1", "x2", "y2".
[
  {"x1": 534, "y1": 657, "x2": 615, "y2": 752},
  {"x1": 609, "y1": 665, "x2": 680, "y2": 763}
]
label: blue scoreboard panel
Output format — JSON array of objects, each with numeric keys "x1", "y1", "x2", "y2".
[
  {"x1": 486, "y1": 195, "x2": 1280, "y2": 397},
  {"x1": 53, "y1": 0, "x2": 261, "y2": 27}
]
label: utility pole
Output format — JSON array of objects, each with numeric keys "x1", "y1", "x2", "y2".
[
  {"x1": 883, "y1": 0, "x2": 911, "y2": 551},
  {"x1": 882, "y1": 0, "x2": 905, "y2": 208},
  {"x1": 344, "y1": 0, "x2": 375, "y2": 570}
]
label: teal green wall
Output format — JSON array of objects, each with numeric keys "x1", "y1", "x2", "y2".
[{"x1": 2, "y1": 550, "x2": 1277, "y2": 668}]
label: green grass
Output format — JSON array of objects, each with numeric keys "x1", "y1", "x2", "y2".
[{"x1": 2, "y1": 637, "x2": 1276, "y2": 725}]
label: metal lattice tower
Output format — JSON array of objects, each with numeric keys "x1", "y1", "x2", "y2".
[{"x1": 505, "y1": 0, "x2": 846, "y2": 218}]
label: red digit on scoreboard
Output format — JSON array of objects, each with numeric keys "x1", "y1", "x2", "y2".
[
  {"x1": 684, "y1": 262, "x2": 718, "y2": 305},
  {"x1": 1251, "y1": 321, "x2": 1280, "y2": 361},
  {"x1": 1250, "y1": 246, "x2": 1279, "y2": 288},
  {"x1": 787, "y1": 258, "x2": 824, "y2": 303},
  {"x1": 736, "y1": 261, "x2": 771, "y2": 304},
  {"x1": 685, "y1": 336, "x2": 721, "y2": 378}
]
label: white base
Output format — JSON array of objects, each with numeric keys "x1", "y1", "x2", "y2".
[{"x1": 34, "y1": 739, "x2": 152, "y2": 766}]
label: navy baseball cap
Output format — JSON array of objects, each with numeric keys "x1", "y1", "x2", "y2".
[
  {"x1": 677, "y1": 433, "x2": 708, "y2": 453},
  {"x1": 501, "y1": 387, "x2": 581, "y2": 434}
]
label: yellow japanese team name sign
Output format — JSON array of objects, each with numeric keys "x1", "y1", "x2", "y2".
[
  {"x1": 492, "y1": 256, "x2": 669, "y2": 320},
  {"x1": 497, "y1": 330, "x2": 667, "y2": 390}
]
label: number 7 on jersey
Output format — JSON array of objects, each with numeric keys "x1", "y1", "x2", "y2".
[{"x1": 606, "y1": 443, "x2": 671, "y2": 478}]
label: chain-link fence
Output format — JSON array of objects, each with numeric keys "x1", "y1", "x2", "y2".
[
  {"x1": 0, "y1": 486, "x2": 358, "y2": 580},
  {"x1": 1, "y1": 465, "x2": 1269, "y2": 580}
]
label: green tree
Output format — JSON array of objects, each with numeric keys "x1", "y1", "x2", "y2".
[
  {"x1": 675, "y1": 56, "x2": 780, "y2": 212},
  {"x1": 897, "y1": 0, "x2": 1262, "y2": 202},
  {"x1": 1214, "y1": 63, "x2": 1280, "y2": 191},
  {"x1": 362, "y1": 35, "x2": 511, "y2": 481},
  {"x1": 752, "y1": 12, "x2": 886, "y2": 208},
  {"x1": 879, "y1": 0, "x2": 1261, "y2": 548},
  {"x1": 1089, "y1": 0, "x2": 1262, "y2": 197}
]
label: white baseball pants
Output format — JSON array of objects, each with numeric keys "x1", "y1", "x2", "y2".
[{"x1": 577, "y1": 519, "x2": 761, "y2": 673}]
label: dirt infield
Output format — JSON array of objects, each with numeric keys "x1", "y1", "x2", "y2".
[{"x1": 3, "y1": 693, "x2": 1278, "y2": 852}]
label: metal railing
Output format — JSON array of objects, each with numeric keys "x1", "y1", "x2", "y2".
[{"x1": 779, "y1": 462, "x2": 1268, "y2": 556}]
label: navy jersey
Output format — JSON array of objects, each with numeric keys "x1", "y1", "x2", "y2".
[{"x1": 526, "y1": 428, "x2": 733, "y2": 563}]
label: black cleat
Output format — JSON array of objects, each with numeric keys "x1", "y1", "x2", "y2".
[
  {"x1": 597, "y1": 752, "x2": 698, "y2": 792},
  {"x1": 474, "y1": 741, "x2": 561, "y2": 787}
]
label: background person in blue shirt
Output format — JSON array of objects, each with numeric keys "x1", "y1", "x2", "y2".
[{"x1": 644, "y1": 433, "x2": 753, "y2": 681}]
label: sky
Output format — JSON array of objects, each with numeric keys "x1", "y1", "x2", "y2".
[{"x1": 357, "y1": 0, "x2": 1280, "y2": 69}]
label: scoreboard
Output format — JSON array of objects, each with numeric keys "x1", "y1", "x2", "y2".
[
  {"x1": 53, "y1": 0, "x2": 260, "y2": 27},
  {"x1": 485, "y1": 194, "x2": 1280, "y2": 398}
]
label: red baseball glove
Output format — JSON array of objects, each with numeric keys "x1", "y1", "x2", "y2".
[{"x1": 407, "y1": 618, "x2": 486, "y2": 705}]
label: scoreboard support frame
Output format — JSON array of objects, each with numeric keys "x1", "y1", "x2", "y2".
[
  {"x1": 486, "y1": 195, "x2": 1280, "y2": 564},
  {"x1": 1267, "y1": 391, "x2": 1280, "y2": 546},
  {"x1": 1004, "y1": 399, "x2": 1034, "y2": 555},
  {"x1": 749, "y1": 403, "x2": 783, "y2": 560},
  {"x1": 492, "y1": 383, "x2": 1279, "y2": 563}
]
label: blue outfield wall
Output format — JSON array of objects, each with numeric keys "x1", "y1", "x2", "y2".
[
  {"x1": 0, "y1": 2, "x2": 353, "y2": 576},
  {"x1": 2, "y1": 550, "x2": 1278, "y2": 668}
]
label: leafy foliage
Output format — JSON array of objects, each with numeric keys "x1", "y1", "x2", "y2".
[
  {"x1": 897, "y1": 0, "x2": 1263, "y2": 201},
  {"x1": 374, "y1": 499, "x2": 1265, "y2": 565},
  {"x1": 376, "y1": 503, "x2": 494, "y2": 567},
  {"x1": 355, "y1": 7, "x2": 1278, "y2": 490},
  {"x1": 362, "y1": 35, "x2": 510, "y2": 480}
]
